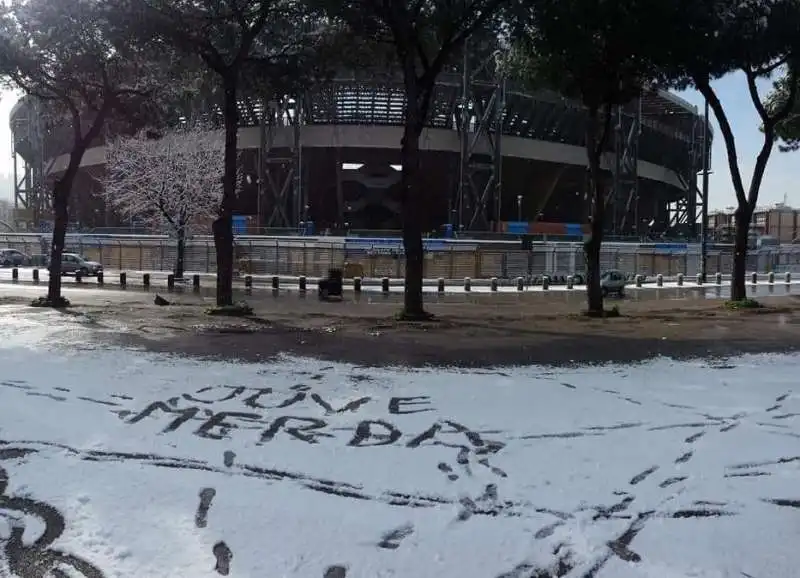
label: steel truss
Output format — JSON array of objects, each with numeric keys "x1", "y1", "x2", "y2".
[
  {"x1": 10, "y1": 97, "x2": 52, "y2": 229},
  {"x1": 608, "y1": 102, "x2": 641, "y2": 236},
  {"x1": 456, "y1": 44, "x2": 506, "y2": 231},
  {"x1": 254, "y1": 98, "x2": 304, "y2": 228},
  {"x1": 669, "y1": 113, "x2": 709, "y2": 238}
]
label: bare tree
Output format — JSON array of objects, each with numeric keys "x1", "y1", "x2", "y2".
[
  {"x1": 110, "y1": 0, "x2": 331, "y2": 308},
  {"x1": 102, "y1": 124, "x2": 224, "y2": 278},
  {"x1": 0, "y1": 0, "x2": 169, "y2": 306}
]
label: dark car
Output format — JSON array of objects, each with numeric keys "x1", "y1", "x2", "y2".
[
  {"x1": 60, "y1": 253, "x2": 103, "y2": 277},
  {"x1": 0, "y1": 249, "x2": 30, "y2": 267}
]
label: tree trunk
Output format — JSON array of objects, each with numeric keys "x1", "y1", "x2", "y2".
[
  {"x1": 584, "y1": 108, "x2": 608, "y2": 315},
  {"x1": 175, "y1": 219, "x2": 186, "y2": 279},
  {"x1": 44, "y1": 106, "x2": 109, "y2": 304},
  {"x1": 47, "y1": 180, "x2": 69, "y2": 302},
  {"x1": 400, "y1": 119, "x2": 426, "y2": 319},
  {"x1": 731, "y1": 206, "x2": 751, "y2": 301},
  {"x1": 214, "y1": 77, "x2": 238, "y2": 307}
]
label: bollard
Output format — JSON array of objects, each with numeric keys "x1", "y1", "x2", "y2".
[
  {"x1": 696, "y1": 273, "x2": 703, "y2": 285},
  {"x1": 786, "y1": 272, "x2": 792, "y2": 284},
  {"x1": 490, "y1": 277, "x2": 498, "y2": 292},
  {"x1": 353, "y1": 277, "x2": 362, "y2": 293},
  {"x1": 516, "y1": 276, "x2": 524, "y2": 291},
  {"x1": 768, "y1": 271, "x2": 775, "y2": 284},
  {"x1": 567, "y1": 275, "x2": 574, "y2": 290},
  {"x1": 142, "y1": 273, "x2": 150, "y2": 288},
  {"x1": 271, "y1": 275, "x2": 279, "y2": 291},
  {"x1": 75, "y1": 270, "x2": 83, "y2": 283},
  {"x1": 299, "y1": 276, "x2": 307, "y2": 292},
  {"x1": 97, "y1": 270, "x2": 104, "y2": 285},
  {"x1": 381, "y1": 277, "x2": 390, "y2": 293},
  {"x1": 657, "y1": 274, "x2": 663, "y2": 287},
  {"x1": 677, "y1": 273, "x2": 684, "y2": 286},
  {"x1": 32, "y1": 269, "x2": 39, "y2": 283},
  {"x1": 751, "y1": 272, "x2": 758, "y2": 284},
  {"x1": 167, "y1": 274, "x2": 175, "y2": 291},
  {"x1": 193, "y1": 274, "x2": 200, "y2": 291},
  {"x1": 542, "y1": 276, "x2": 550, "y2": 290},
  {"x1": 636, "y1": 275, "x2": 643, "y2": 288},
  {"x1": 437, "y1": 278, "x2": 445, "y2": 293},
  {"x1": 464, "y1": 277, "x2": 471, "y2": 292},
  {"x1": 11, "y1": 268, "x2": 18, "y2": 282},
  {"x1": 245, "y1": 275, "x2": 253, "y2": 289},
  {"x1": 120, "y1": 272, "x2": 127, "y2": 288},
  {"x1": 715, "y1": 272, "x2": 722, "y2": 285}
]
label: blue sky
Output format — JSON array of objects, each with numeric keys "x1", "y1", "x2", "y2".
[
  {"x1": 677, "y1": 71, "x2": 799, "y2": 211},
  {"x1": 0, "y1": 73, "x2": 797, "y2": 211}
]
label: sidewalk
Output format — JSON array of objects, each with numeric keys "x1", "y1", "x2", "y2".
[{"x1": 1, "y1": 266, "x2": 796, "y2": 295}]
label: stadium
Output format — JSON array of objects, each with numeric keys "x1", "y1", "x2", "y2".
[{"x1": 9, "y1": 70, "x2": 710, "y2": 239}]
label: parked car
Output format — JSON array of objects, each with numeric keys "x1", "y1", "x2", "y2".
[
  {"x1": 600, "y1": 269, "x2": 626, "y2": 297},
  {"x1": 0, "y1": 249, "x2": 31, "y2": 267},
  {"x1": 60, "y1": 253, "x2": 103, "y2": 277}
]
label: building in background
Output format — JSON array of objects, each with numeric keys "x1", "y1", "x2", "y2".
[
  {"x1": 708, "y1": 202, "x2": 800, "y2": 245},
  {"x1": 10, "y1": 69, "x2": 709, "y2": 238}
]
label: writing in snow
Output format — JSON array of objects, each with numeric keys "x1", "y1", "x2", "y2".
[{"x1": 123, "y1": 384, "x2": 505, "y2": 455}]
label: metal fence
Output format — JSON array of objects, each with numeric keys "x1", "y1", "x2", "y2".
[{"x1": 2, "y1": 233, "x2": 800, "y2": 279}]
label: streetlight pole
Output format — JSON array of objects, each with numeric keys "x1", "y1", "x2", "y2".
[{"x1": 700, "y1": 98, "x2": 710, "y2": 282}]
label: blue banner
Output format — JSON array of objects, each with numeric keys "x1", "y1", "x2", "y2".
[{"x1": 344, "y1": 237, "x2": 452, "y2": 253}]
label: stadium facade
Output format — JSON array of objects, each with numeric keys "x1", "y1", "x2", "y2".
[{"x1": 9, "y1": 71, "x2": 711, "y2": 238}]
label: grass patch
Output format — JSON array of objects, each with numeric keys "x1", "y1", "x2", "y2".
[
  {"x1": 205, "y1": 302, "x2": 254, "y2": 317},
  {"x1": 30, "y1": 296, "x2": 71, "y2": 308},
  {"x1": 724, "y1": 298, "x2": 762, "y2": 311}
]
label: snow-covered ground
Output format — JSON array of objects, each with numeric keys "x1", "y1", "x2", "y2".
[{"x1": 0, "y1": 306, "x2": 798, "y2": 577}]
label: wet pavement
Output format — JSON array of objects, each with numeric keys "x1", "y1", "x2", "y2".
[{"x1": 0, "y1": 270, "x2": 796, "y2": 306}]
